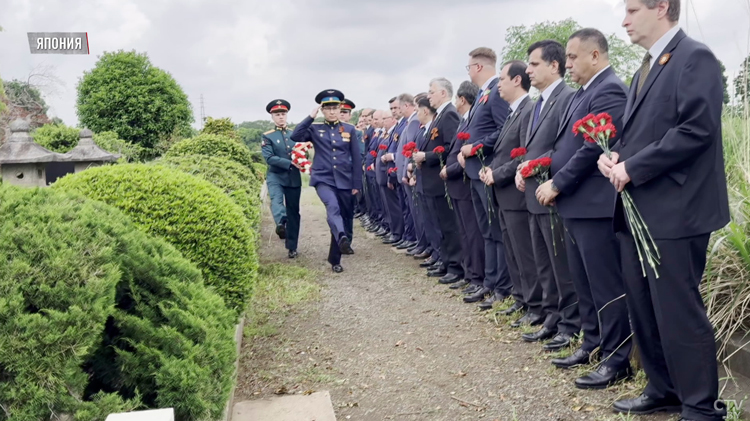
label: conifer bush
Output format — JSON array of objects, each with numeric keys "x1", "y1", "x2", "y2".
[
  {"x1": 166, "y1": 133, "x2": 254, "y2": 168},
  {"x1": 53, "y1": 164, "x2": 256, "y2": 312},
  {"x1": 0, "y1": 186, "x2": 236, "y2": 421}
]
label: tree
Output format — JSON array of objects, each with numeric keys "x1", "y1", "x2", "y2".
[
  {"x1": 202, "y1": 116, "x2": 238, "y2": 139},
  {"x1": 500, "y1": 19, "x2": 643, "y2": 85},
  {"x1": 719, "y1": 60, "x2": 730, "y2": 105},
  {"x1": 735, "y1": 55, "x2": 750, "y2": 104},
  {"x1": 351, "y1": 109, "x2": 362, "y2": 125},
  {"x1": 76, "y1": 50, "x2": 193, "y2": 156}
]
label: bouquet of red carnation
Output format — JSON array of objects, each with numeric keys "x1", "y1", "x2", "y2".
[
  {"x1": 292, "y1": 143, "x2": 313, "y2": 174},
  {"x1": 367, "y1": 164, "x2": 374, "y2": 171},
  {"x1": 521, "y1": 157, "x2": 562, "y2": 253},
  {"x1": 574, "y1": 112, "x2": 660, "y2": 277},
  {"x1": 457, "y1": 132, "x2": 471, "y2": 142},
  {"x1": 433, "y1": 145, "x2": 452, "y2": 209},
  {"x1": 378, "y1": 145, "x2": 387, "y2": 151},
  {"x1": 469, "y1": 143, "x2": 495, "y2": 222},
  {"x1": 510, "y1": 147, "x2": 527, "y2": 160},
  {"x1": 370, "y1": 150, "x2": 377, "y2": 158},
  {"x1": 402, "y1": 141, "x2": 418, "y2": 159}
]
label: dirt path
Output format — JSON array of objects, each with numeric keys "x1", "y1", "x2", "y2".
[{"x1": 235, "y1": 187, "x2": 747, "y2": 421}]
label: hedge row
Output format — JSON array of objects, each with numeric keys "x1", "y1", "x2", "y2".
[{"x1": 0, "y1": 186, "x2": 236, "y2": 421}]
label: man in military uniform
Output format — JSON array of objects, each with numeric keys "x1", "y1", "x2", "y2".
[
  {"x1": 261, "y1": 99, "x2": 302, "y2": 258},
  {"x1": 291, "y1": 89, "x2": 362, "y2": 273}
]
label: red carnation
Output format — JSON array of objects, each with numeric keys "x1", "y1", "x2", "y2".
[
  {"x1": 572, "y1": 120, "x2": 583, "y2": 135},
  {"x1": 596, "y1": 112, "x2": 613, "y2": 126},
  {"x1": 510, "y1": 147, "x2": 527, "y2": 159},
  {"x1": 603, "y1": 123, "x2": 617, "y2": 138},
  {"x1": 520, "y1": 163, "x2": 534, "y2": 178},
  {"x1": 537, "y1": 157, "x2": 552, "y2": 168},
  {"x1": 370, "y1": 150, "x2": 377, "y2": 157},
  {"x1": 433, "y1": 146, "x2": 446, "y2": 154},
  {"x1": 457, "y1": 132, "x2": 471, "y2": 142},
  {"x1": 378, "y1": 145, "x2": 387, "y2": 151},
  {"x1": 582, "y1": 113, "x2": 596, "y2": 127},
  {"x1": 583, "y1": 132, "x2": 595, "y2": 143}
]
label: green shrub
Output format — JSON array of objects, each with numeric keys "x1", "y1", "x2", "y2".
[
  {"x1": 251, "y1": 162, "x2": 267, "y2": 181},
  {"x1": 201, "y1": 117, "x2": 238, "y2": 139},
  {"x1": 0, "y1": 185, "x2": 236, "y2": 421},
  {"x1": 249, "y1": 151, "x2": 264, "y2": 164},
  {"x1": 53, "y1": 164, "x2": 256, "y2": 312},
  {"x1": 166, "y1": 133, "x2": 254, "y2": 168},
  {"x1": 33, "y1": 123, "x2": 80, "y2": 152},
  {"x1": 155, "y1": 154, "x2": 262, "y2": 235},
  {"x1": 93, "y1": 131, "x2": 145, "y2": 162}
]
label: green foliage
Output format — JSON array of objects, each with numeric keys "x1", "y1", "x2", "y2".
[
  {"x1": 236, "y1": 120, "x2": 296, "y2": 151},
  {"x1": 53, "y1": 164, "x2": 257, "y2": 313},
  {"x1": 0, "y1": 74, "x2": 6, "y2": 114},
  {"x1": 251, "y1": 162, "x2": 267, "y2": 181},
  {"x1": 735, "y1": 55, "x2": 750, "y2": 103},
  {"x1": 4, "y1": 79, "x2": 49, "y2": 114},
  {"x1": 719, "y1": 60, "x2": 730, "y2": 105},
  {"x1": 0, "y1": 185, "x2": 236, "y2": 421},
  {"x1": 76, "y1": 50, "x2": 193, "y2": 154},
  {"x1": 33, "y1": 123, "x2": 80, "y2": 152},
  {"x1": 202, "y1": 117, "x2": 238, "y2": 139},
  {"x1": 156, "y1": 154, "x2": 263, "y2": 235},
  {"x1": 499, "y1": 18, "x2": 643, "y2": 85},
  {"x1": 93, "y1": 131, "x2": 145, "y2": 162},
  {"x1": 166, "y1": 133, "x2": 255, "y2": 168}
]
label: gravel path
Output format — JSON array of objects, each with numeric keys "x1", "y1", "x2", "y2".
[{"x1": 234, "y1": 187, "x2": 746, "y2": 421}]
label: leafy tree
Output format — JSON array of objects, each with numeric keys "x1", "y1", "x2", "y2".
[
  {"x1": 76, "y1": 50, "x2": 193, "y2": 155},
  {"x1": 33, "y1": 123, "x2": 80, "y2": 152},
  {"x1": 202, "y1": 116, "x2": 238, "y2": 139},
  {"x1": 351, "y1": 109, "x2": 362, "y2": 125},
  {"x1": 719, "y1": 60, "x2": 730, "y2": 105},
  {"x1": 500, "y1": 18, "x2": 643, "y2": 85},
  {"x1": 735, "y1": 54, "x2": 750, "y2": 103},
  {"x1": 0, "y1": 75, "x2": 5, "y2": 115},
  {"x1": 2, "y1": 79, "x2": 51, "y2": 128},
  {"x1": 236, "y1": 120, "x2": 296, "y2": 151}
]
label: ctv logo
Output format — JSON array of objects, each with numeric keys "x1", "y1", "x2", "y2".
[{"x1": 27, "y1": 32, "x2": 89, "y2": 54}]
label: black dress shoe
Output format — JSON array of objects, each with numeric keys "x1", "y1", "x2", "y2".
[
  {"x1": 427, "y1": 262, "x2": 443, "y2": 271},
  {"x1": 510, "y1": 312, "x2": 532, "y2": 328},
  {"x1": 612, "y1": 394, "x2": 682, "y2": 415},
  {"x1": 551, "y1": 348, "x2": 593, "y2": 369},
  {"x1": 397, "y1": 241, "x2": 415, "y2": 250},
  {"x1": 288, "y1": 250, "x2": 298, "y2": 259},
  {"x1": 463, "y1": 287, "x2": 490, "y2": 303},
  {"x1": 543, "y1": 332, "x2": 575, "y2": 351},
  {"x1": 414, "y1": 251, "x2": 432, "y2": 259},
  {"x1": 419, "y1": 258, "x2": 437, "y2": 268},
  {"x1": 338, "y1": 236, "x2": 354, "y2": 254},
  {"x1": 498, "y1": 301, "x2": 525, "y2": 316},
  {"x1": 478, "y1": 292, "x2": 506, "y2": 311},
  {"x1": 427, "y1": 268, "x2": 447, "y2": 277},
  {"x1": 383, "y1": 236, "x2": 400, "y2": 244},
  {"x1": 332, "y1": 264, "x2": 343, "y2": 273},
  {"x1": 438, "y1": 273, "x2": 462, "y2": 284},
  {"x1": 407, "y1": 248, "x2": 424, "y2": 256},
  {"x1": 276, "y1": 223, "x2": 286, "y2": 239},
  {"x1": 463, "y1": 284, "x2": 481, "y2": 295},
  {"x1": 391, "y1": 239, "x2": 405, "y2": 247},
  {"x1": 576, "y1": 365, "x2": 633, "y2": 390},
  {"x1": 522, "y1": 326, "x2": 557, "y2": 342},
  {"x1": 376, "y1": 229, "x2": 389, "y2": 237},
  {"x1": 450, "y1": 279, "x2": 469, "y2": 289}
]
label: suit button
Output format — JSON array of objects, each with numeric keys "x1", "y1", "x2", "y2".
[
  {"x1": 334, "y1": 165, "x2": 337, "y2": 168},
  {"x1": 333, "y1": 157, "x2": 337, "y2": 160}
]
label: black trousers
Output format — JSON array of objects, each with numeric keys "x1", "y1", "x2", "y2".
[
  {"x1": 428, "y1": 195, "x2": 463, "y2": 276},
  {"x1": 564, "y1": 218, "x2": 631, "y2": 369},
  {"x1": 529, "y1": 212, "x2": 579, "y2": 333},
  {"x1": 500, "y1": 209, "x2": 540, "y2": 311},
  {"x1": 619, "y1": 232, "x2": 723, "y2": 421},
  {"x1": 454, "y1": 197, "x2": 485, "y2": 286}
]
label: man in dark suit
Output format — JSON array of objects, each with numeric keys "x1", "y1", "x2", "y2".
[
  {"x1": 414, "y1": 78, "x2": 463, "y2": 280},
  {"x1": 535, "y1": 29, "x2": 633, "y2": 388},
  {"x1": 261, "y1": 99, "x2": 302, "y2": 259},
  {"x1": 382, "y1": 97, "x2": 409, "y2": 246},
  {"x1": 459, "y1": 47, "x2": 512, "y2": 308},
  {"x1": 376, "y1": 111, "x2": 396, "y2": 239},
  {"x1": 290, "y1": 89, "x2": 362, "y2": 273},
  {"x1": 442, "y1": 81, "x2": 485, "y2": 291},
  {"x1": 394, "y1": 93, "x2": 420, "y2": 251},
  {"x1": 598, "y1": 1, "x2": 729, "y2": 419},
  {"x1": 413, "y1": 95, "x2": 442, "y2": 268},
  {"x1": 364, "y1": 112, "x2": 386, "y2": 235},
  {"x1": 481, "y1": 61, "x2": 542, "y2": 325},
  {"x1": 515, "y1": 40, "x2": 580, "y2": 351}
]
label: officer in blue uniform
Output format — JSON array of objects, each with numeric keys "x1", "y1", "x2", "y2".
[
  {"x1": 261, "y1": 99, "x2": 302, "y2": 258},
  {"x1": 291, "y1": 89, "x2": 363, "y2": 273}
]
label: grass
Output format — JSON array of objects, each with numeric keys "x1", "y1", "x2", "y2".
[{"x1": 244, "y1": 263, "x2": 320, "y2": 338}]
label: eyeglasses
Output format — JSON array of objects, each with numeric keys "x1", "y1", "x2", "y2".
[{"x1": 465, "y1": 63, "x2": 480, "y2": 71}]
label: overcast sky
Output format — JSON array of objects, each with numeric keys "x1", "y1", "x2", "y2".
[{"x1": 1, "y1": 0, "x2": 749, "y2": 128}]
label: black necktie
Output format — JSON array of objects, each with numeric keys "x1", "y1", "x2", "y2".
[
  {"x1": 637, "y1": 52, "x2": 652, "y2": 97},
  {"x1": 531, "y1": 95, "x2": 544, "y2": 130}
]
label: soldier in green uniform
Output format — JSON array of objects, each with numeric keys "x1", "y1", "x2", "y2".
[{"x1": 261, "y1": 99, "x2": 302, "y2": 258}]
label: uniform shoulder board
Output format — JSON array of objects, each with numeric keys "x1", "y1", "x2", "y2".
[
  {"x1": 263, "y1": 129, "x2": 275, "y2": 135},
  {"x1": 311, "y1": 122, "x2": 324, "y2": 125}
]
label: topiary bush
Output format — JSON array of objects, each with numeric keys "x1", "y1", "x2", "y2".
[
  {"x1": 53, "y1": 164, "x2": 257, "y2": 312},
  {"x1": 93, "y1": 131, "x2": 145, "y2": 162},
  {"x1": 0, "y1": 185, "x2": 236, "y2": 421},
  {"x1": 155, "y1": 154, "x2": 263, "y2": 236},
  {"x1": 33, "y1": 123, "x2": 80, "y2": 152},
  {"x1": 166, "y1": 133, "x2": 254, "y2": 168},
  {"x1": 201, "y1": 117, "x2": 238, "y2": 140}
]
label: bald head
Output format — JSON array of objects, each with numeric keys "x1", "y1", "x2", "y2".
[
  {"x1": 372, "y1": 110, "x2": 384, "y2": 128},
  {"x1": 382, "y1": 109, "x2": 395, "y2": 128}
]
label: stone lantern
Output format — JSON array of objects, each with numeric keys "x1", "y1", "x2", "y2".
[
  {"x1": 64, "y1": 128, "x2": 119, "y2": 172},
  {"x1": 0, "y1": 119, "x2": 60, "y2": 187}
]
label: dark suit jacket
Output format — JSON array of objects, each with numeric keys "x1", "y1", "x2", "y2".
[
  {"x1": 418, "y1": 103, "x2": 460, "y2": 197},
  {"x1": 490, "y1": 96, "x2": 533, "y2": 211},
  {"x1": 550, "y1": 67, "x2": 627, "y2": 219},
  {"x1": 445, "y1": 116, "x2": 472, "y2": 200},
  {"x1": 612, "y1": 29, "x2": 729, "y2": 239},
  {"x1": 397, "y1": 115, "x2": 422, "y2": 184},
  {"x1": 524, "y1": 80, "x2": 576, "y2": 215},
  {"x1": 387, "y1": 118, "x2": 408, "y2": 185},
  {"x1": 465, "y1": 77, "x2": 510, "y2": 180},
  {"x1": 376, "y1": 127, "x2": 393, "y2": 186},
  {"x1": 364, "y1": 129, "x2": 381, "y2": 179}
]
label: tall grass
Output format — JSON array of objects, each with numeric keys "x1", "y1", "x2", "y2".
[{"x1": 704, "y1": 105, "x2": 750, "y2": 358}]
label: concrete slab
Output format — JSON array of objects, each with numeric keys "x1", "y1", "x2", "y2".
[
  {"x1": 105, "y1": 408, "x2": 174, "y2": 421},
  {"x1": 232, "y1": 392, "x2": 336, "y2": 421}
]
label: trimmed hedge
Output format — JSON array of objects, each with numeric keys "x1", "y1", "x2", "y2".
[
  {"x1": 166, "y1": 133, "x2": 254, "y2": 168},
  {"x1": 155, "y1": 154, "x2": 262, "y2": 235},
  {"x1": 33, "y1": 123, "x2": 80, "y2": 152},
  {"x1": 0, "y1": 185, "x2": 236, "y2": 421},
  {"x1": 53, "y1": 164, "x2": 256, "y2": 312}
]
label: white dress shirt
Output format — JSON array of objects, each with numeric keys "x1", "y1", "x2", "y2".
[
  {"x1": 510, "y1": 93, "x2": 529, "y2": 113},
  {"x1": 648, "y1": 25, "x2": 681, "y2": 69},
  {"x1": 540, "y1": 78, "x2": 564, "y2": 112},
  {"x1": 583, "y1": 66, "x2": 611, "y2": 91}
]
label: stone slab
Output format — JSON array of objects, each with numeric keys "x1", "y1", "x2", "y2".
[
  {"x1": 232, "y1": 391, "x2": 336, "y2": 421},
  {"x1": 106, "y1": 408, "x2": 174, "y2": 421}
]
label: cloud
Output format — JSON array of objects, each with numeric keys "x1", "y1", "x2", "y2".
[{"x1": 0, "y1": 0, "x2": 748, "y2": 128}]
